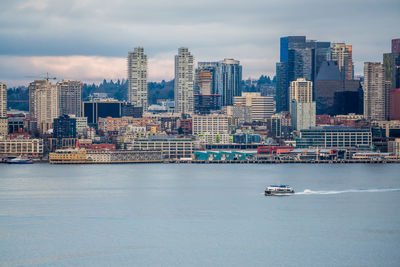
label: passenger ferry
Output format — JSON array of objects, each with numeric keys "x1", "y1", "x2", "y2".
[
  {"x1": 265, "y1": 185, "x2": 295, "y2": 196},
  {"x1": 7, "y1": 157, "x2": 34, "y2": 164}
]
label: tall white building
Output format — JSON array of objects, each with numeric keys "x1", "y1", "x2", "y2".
[
  {"x1": 363, "y1": 62, "x2": 385, "y2": 121},
  {"x1": 288, "y1": 78, "x2": 315, "y2": 131},
  {"x1": 29, "y1": 80, "x2": 59, "y2": 134},
  {"x1": 0, "y1": 82, "x2": 6, "y2": 117},
  {"x1": 0, "y1": 82, "x2": 7, "y2": 136},
  {"x1": 289, "y1": 78, "x2": 313, "y2": 104},
  {"x1": 174, "y1": 47, "x2": 194, "y2": 114},
  {"x1": 234, "y1": 92, "x2": 275, "y2": 121},
  {"x1": 128, "y1": 47, "x2": 148, "y2": 111}
]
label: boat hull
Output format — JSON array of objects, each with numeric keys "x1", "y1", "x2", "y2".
[{"x1": 265, "y1": 191, "x2": 295, "y2": 196}]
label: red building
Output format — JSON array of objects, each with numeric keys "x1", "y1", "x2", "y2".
[
  {"x1": 390, "y1": 89, "x2": 400, "y2": 120},
  {"x1": 392, "y1": 39, "x2": 400, "y2": 53},
  {"x1": 178, "y1": 118, "x2": 192, "y2": 135},
  {"x1": 258, "y1": 146, "x2": 294, "y2": 155}
]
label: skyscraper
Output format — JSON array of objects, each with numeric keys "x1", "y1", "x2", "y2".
[
  {"x1": 196, "y1": 62, "x2": 219, "y2": 94},
  {"x1": 276, "y1": 36, "x2": 330, "y2": 112},
  {"x1": 383, "y1": 38, "x2": 400, "y2": 120},
  {"x1": 0, "y1": 82, "x2": 6, "y2": 118},
  {"x1": 289, "y1": 78, "x2": 313, "y2": 104},
  {"x1": 0, "y1": 82, "x2": 7, "y2": 136},
  {"x1": 331, "y1": 43, "x2": 354, "y2": 80},
  {"x1": 275, "y1": 62, "x2": 288, "y2": 112},
  {"x1": 291, "y1": 101, "x2": 316, "y2": 131},
  {"x1": 391, "y1": 38, "x2": 400, "y2": 90},
  {"x1": 315, "y1": 61, "x2": 362, "y2": 115},
  {"x1": 194, "y1": 70, "x2": 220, "y2": 114},
  {"x1": 29, "y1": 80, "x2": 59, "y2": 133},
  {"x1": 57, "y1": 80, "x2": 82, "y2": 117},
  {"x1": 128, "y1": 47, "x2": 148, "y2": 111},
  {"x1": 288, "y1": 77, "x2": 316, "y2": 131},
  {"x1": 216, "y1": 58, "x2": 242, "y2": 106},
  {"x1": 174, "y1": 47, "x2": 194, "y2": 114},
  {"x1": 363, "y1": 62, "x2": 385, "y2": 121}
]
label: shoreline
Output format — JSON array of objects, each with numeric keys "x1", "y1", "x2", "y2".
[{"x1": 4, "y1": 159, "x2": 400, "y2": 164}]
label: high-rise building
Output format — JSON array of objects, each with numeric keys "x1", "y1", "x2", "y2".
[
  {"x1": 331, "y1": 43, "x2": 354, "y2": 80},
  {"x1": 234, "y1": 92, "x2": 276, "y2": 121},
  {"x1": 383, "y1": 39, "x2": 400, "y2": 119},
  {"x1": 29, "y1": 80, "x2": 59, "y2": 133},
  {"x1": 289, "y1": 78, "x2": 313, "y2": 104},
  {"x1": 290, "y1": 100, "x2": 316, "y2": 131},
  {"x1": 315, "y1": 61, "x2": 362, "y2": 115},
  {"x1": 363, "y1": 62, "x2": 385, "y2": 121},
  {"x1": 53, "y1": 115, "x2": 77, "y2": 139},
  {"x1": 57, "y1": 80, "x2": 82, "y2": 117},
  {"x1": 390, "y1": 88, "x2": 400, "y2": 120},
  {"x1": 0, "y1": 82, "x2": 6, "y2": 117},
  {"x1": 0, "y1": 82, "x2": 7, "y2": 136},
  {"x1": 194, "y1": 70, "x2": 220, "y2": 114},
  {"x1": 275, "y1": 62, "x2": 288, "y2": 112},
  {"x1": 128, "y1": 47, "x2": 148, "y2": 111},
  {"x1": 216, "y1": 58, "x2": 242, "y2": 106},
  {"x1": 276, "y1": 36, "x2": 330, "y2": 112},
  {"x1": 196, "y1": 62, "x2": 219, "y2": 94},
  {"x1": 287, "y1": 76, "x2": 316, "y2": 131},
  {"x1": 174, "y1": 47, "x2": 194, "y2": 114},
  {"x1": 310, "y1": 41, "x2": 331, "y2": 82},
  {"x1": 391, "y1": 38, "x2": 400, "y2": 90}
]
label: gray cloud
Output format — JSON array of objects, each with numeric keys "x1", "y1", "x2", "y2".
[{"x1": 0, "y1": 0, "x2": 399, "y2": 85}]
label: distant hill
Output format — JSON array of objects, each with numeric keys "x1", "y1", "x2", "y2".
[{"x1": 7, "y1": 75, "x2": 275, "y2": 111}]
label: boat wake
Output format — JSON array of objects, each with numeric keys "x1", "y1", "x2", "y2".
[{"x1": 296, "y1": 188, "x2": 400, "y2": 195}]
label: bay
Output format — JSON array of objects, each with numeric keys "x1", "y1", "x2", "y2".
[{"x1": 0, "y1": 164, "x2": 400, "y2": 266}]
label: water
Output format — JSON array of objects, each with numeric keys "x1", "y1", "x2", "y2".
[{"x1": 1, "y1": 164, "x2": 400, "y2": 266}]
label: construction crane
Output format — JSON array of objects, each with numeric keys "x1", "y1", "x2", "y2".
[{"x1": 25, "y1": 72, "x2": 56, "y2": 81}]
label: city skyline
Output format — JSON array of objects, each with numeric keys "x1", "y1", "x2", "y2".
[{"x1": 0, "y1": 0, "x2": 399, "y2": 86}]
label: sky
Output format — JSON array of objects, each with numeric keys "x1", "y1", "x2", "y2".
[{"x1": 0, "y1": 0, "x2": 399, "y2": 87}]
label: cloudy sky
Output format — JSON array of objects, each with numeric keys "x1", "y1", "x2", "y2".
[{"x1": 0, "y1": 0, "x2": 399, "y2": 86}]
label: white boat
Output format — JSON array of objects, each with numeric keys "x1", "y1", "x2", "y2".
[
  {"x1": 265, "y1": 185, "x2": 295, "y2": 196},
  {"x1": 7, "y1": 156, "x2": 33, "y2": 164}
]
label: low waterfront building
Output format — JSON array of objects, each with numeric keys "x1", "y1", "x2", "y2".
[
  {"x1": 232, "y1": 134, "x2": 261, "y2": 144},
  {"x1": 126, "y1": 137, "x2": 194, "y2": 159},
  {"x1": 352, "y1": 152, "x2": 395, "y2": 160},
  {"x1": 198, "y1": 133, "x2": 232, "y2": 145},
  {"x1": 0, "y1": 138, "x2": 43, "y2": 158},
  {"x1": 49, "y1": 148, "x2": 162, "y2": 163},
  {"x1": 295, "y1": 127, "x2": 372, "y2": 149},
  {"x1": 194, "y1": 150, "x2": 256, "y2": 161},
  {"x1": 388, "y1": 138, "x2": 400, "y2": 157}
]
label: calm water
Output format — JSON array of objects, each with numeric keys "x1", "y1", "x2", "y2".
[{"x1": 1, "y1": 163, "x2": 400, "y2": 266}]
